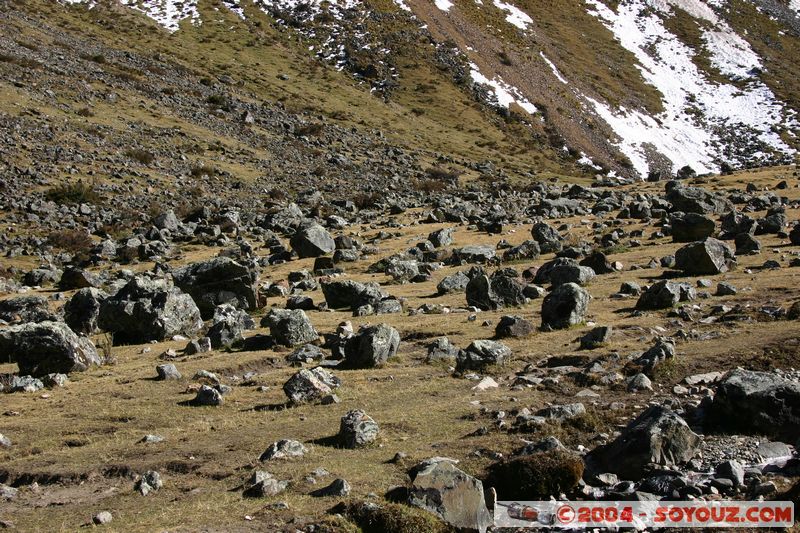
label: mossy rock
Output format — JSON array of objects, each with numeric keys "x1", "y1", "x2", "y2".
[{"x1": 485, "y1": 450, "x2": 584, "y2": 500}]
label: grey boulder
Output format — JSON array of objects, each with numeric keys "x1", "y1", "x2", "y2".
[
  {"x1": 172, "y1": 257, "x2": 258, "y2": 319},
  {"x1": 344, "y1": 323, "x2": 400, "y2": 368},
  {"x1": 262, "y1": 308, "x2": 318, "y2": 347},
  {"x1": 0, "y1": 321, "x2": 101, "y2": 377},
  {"x1": 541, "y1": 283, "x2": 590, "y2": 330}
]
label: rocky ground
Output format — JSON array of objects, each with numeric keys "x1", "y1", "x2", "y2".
[{"x1": 1, "y1": 162, "x2": 800, "y2": 531}]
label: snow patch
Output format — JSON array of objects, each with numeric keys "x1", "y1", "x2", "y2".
[
  {"x1": 470, "y1": 62, "x2": 537, "y2": 114},
  {"x1": 435, "y1": 0, "x2": 454, "y2": 12},
  {"x1": 492, "y1": 0, "x2": 533, "y2": 30},
  {"x1": 539, "y1": 51, "x2": 568, "y2": 84},
  {"x1": 584, "y1": 0, "x2": 796, "y2": 178}
]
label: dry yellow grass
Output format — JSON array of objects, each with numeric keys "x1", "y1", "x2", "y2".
[{"x1": 1, "y1": 167, "x2": 799, "y2": 530}]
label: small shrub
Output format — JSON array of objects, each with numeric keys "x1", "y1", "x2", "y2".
[
  {"x1": 335, "y1": 501, "x2": 452, "y2": 533},
  {"x1": 47, "y1": 229, "x2": 93, "y2": 253},
  {"x1": 45, "y1": 181, "x2": 102, "y2": 205},
  {"x1": 485, "y1": 450, "x2": 584, "y2": 499},
  {"x1": 189, "y1": 164, "x2": 216, "y2": 178},
  {"x1": 415, "y1": 179, "x2": 447, "y2": 193},
  {"x1": 425, "y1": 166, "x2": 462, "y2": 181},
  {"x1": 76, "y1": 107, "x2": 94, "y2": 117},
  {"x1": 295, "y1": 123, "x2": 325, "y2": 137},
  {"x1": 124, "y1": 148, "x2": 155, "y2": 165},
  {"x1": 498, "y1": 50, "x2": 513, "y2": 66},
  {"x1": 353, "y1": 192, "x2": 382, "y2": 209}
]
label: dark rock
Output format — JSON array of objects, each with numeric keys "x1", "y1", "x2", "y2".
[
  {"x1": 541, "y1": 283, "x2": 590, "y2": 330},
  {"x1": 426, "y1": 337, "x2": 459, "y2": 362},
  {"x1": 98, "y1": 277, "x2": 203, "y2": 344},
  {"x1": 495, "y1": 315, "x2": 534, "y2": 338},
  {"x1": 290, "y1": 222, "x2": 335, "y2": 258},
  {"x1": 262, "y1": 308, "x2": 318, "y2": 347},
  {"x1": 339, "y1": 409, "x2": 379, "y2": 448},
  {"x1": 283, "y1": 367, "x2": 341, "y2": 404},
  {"x1": 321, "y1": 279, "x2": 386, "y2": 310},
  {"x1": 456, "y1": 340, "x2": 511, "y2": 372},
  {"x1": 172, "y1": 257, "x2": 258, "y2": 319},
  {"x1": 58, "y1": 267, "x2": 101, "y2": 290},
  {"x1": 466, "y1": 273, "x2": 526, "y2": 311},
  {"x1": 208, "y1": 304, "x2": 255, "y2": 348},
  {"x1": 707, "y1": 369, "x2": 800, "y2": 442},
  {"x1": 64, "y1": 288, "x2": 108, "y2": 334},
  {"x1": 0, "y1": 321, "x2": 101, "y2": 377},
  {"x1": 734, "y1": 233, "x2": 761, "y2": 255},
  {"x1": 531, "y1": 221, "x2": 563, "y2": 253},
  {"x1": 408, "y1": 459, "x2": 492, "y2": 532},
  {"x1": 428, "y1": 228, "x2": 454, "y2": 248},
  {"x1": 636, "y1": 280, "x2": 695, "y2": 310},
  {"x1": 580, "y1": 326, "x2": 612, "y2": 349},
  {"x1": 587, "y1": 405, "x2": 700, "y2": 480},
  {"x1": 548, "y1": 264, "x2": 595, "y2": 287},
  {"x1": 675, "y1": 238, "x2": 736, "y2": 275},
  {"x1": 670, "y1": 212, "x2": 715, "y2": 243},
  {"x1": 0, "y1": 295, "x2": 58, "y2": 324},
  {"x1": 344, "y1": 323, "x2": 400, "y2": 368}
]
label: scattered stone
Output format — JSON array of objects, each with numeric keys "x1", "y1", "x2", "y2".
[
  {"x1": 541, "y1": 283, "x2": 590, "y2": 330},
  {"x1": 636, "y1": 280, "x2": 695, "y2": 310},
  {"x1": 0, "y1": 321, "x2": 101, "y2": 377},
  {"x1": 98, "y1": 277, "x2": 203, "y2": 344},
  {"x1": 290, "y1": 223, "x2": 336, "y2": 258},
  {"x1": 587, "y1": 405, "x2": 700, "y2": 480},
  {"x1": 456, "y1": 340, "x2": 511, "y2": 372},
  {"x1": 262, "y1": 308, "x2": 318, "y2": 347},
  {"x1": 426, "y1": 337, "x2": 459, "y2": 362},
  {"x1": 675, "y1": 238, "x2": 736, "y2": 275},
  {"x1": 707, "y1": 369, "x2": 800, "y2": 442},
  {"x1": 243, "y1": 471, "x2": 288, "y2": 498},
  {"x1": 580, "y1": 325, "x2": 612, "y2": 349},
  {"x1": 194, "y1": 385, "x2": 224, "y2": 406},
  {"x1": 494, "y1": 315, "x2": 534, "y2": 338},
  {"x1": 136, "y1": 470, "x2": 163, "y2": 496},
  {"x1": 344, "y1": 323, "x2": 400, "y2": 368},
  {"x1": 283, "y1": 367, "x2": 341, "y2": 404},
  {"x1": 339, "y1": 409, "x2": 379, "y2": 448},
  {"x1": 408, "y1": 459, "x2": 492, "y2": 532},
  {"x1": 92, "y1": 511, "x2": 113, "y2": 525},
  {"x1": 311, "y1": 478, "x2": 350, "y2": 497},
  {"x1": 207, "y1": 304, "x2": 254, "y2": 348},
  {"x1": 260, "y1": 439, "x2": 307, "y2": 461},
  {"x1": 156, "y1": 363, "x2": 181, "y2": 381}
]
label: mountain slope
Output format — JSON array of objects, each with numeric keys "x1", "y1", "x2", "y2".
[{"x1": 1, "y1": 0, "x2": 800, "y2": 183}]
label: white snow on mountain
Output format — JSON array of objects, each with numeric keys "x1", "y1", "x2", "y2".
[
  {"x1": 585, "y1": 0, "x2": 796, "y2": 177},
  {"x1": 492, "y1": 0, "x2": 533, "y2": 30},
  {"x1": 540, "y1": 51, "x2": 568, "y2": 85},
  {"x1": 469, "y1": 62, "x2": 537, "y2": 114}
]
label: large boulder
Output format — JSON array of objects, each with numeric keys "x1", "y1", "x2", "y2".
[
  {"x1": 428, "y1": 227, "x2": 454, "y2": 248},
  {"x1": 208, "y1": 304, "x2": 255, "y2": 348},
  {"x1": 456, "y1": 340, "x2": 511, "y2": 372},
  {"x1": 0, "y1": 321, "x2": 101, "y2": 377},
  {"x1": 98, "y1": 277, "x2": 203, "y2": 344},
  {"x1": 707, "y1": 369, "x2": 800, "y2": 443},
  {"x1": 321, "y1": 280, "x2": 386, "y2": 311},
  {"x1": 262, "y1": 308, "x2": 318, "y2": 347},
  {"x1": 586, "y1": 405, "x2": 700, "y2": 480},
  {"x1": 283, "y1": 367, "x2": 341, "y2": 404},
  {"x1": 290, "y1": 223, "x2": 335, "y2": 258},
  {"x1": 670, "y1": 212, "x2": 716, "y2": 243},
  {"x1": 666, "y1": 182, "x2": 732, "y2": 215},
  {"x1": 530, "y1": 221, "x2": 563, "y2": 253},
  {"x1": 450, "y1": 245, "x2": 496, "y2": 265},
  {"x1": 541, "y1": 283, "x2": 590, "y2": 330},
  {"x1": 494, "y1": 315, "x2": 534, "y2": 339},
  {"x1": 436, "y1": 271, "x2": 471, "y2": 295},
  {"x1": 344, "y1": 323, "x2": 400, "y2": 368},
  {"x1": 0, "y1": 296, "x2": 58, "y2": 324},
  {"x1": 64, "y1": 288, "x2": 108, "y2": 335},
  {"x1": 675, "y1": 238, "x2": 736, "y2": 275},
  {"x1": 636, "y1": 280, "x2": 696, "y2": 310},
  {"x1": 548, "y1": 264, "x2": 595, "y2": 287},
  {"x1": 466, "y1": 273, "x2": 526, "y2": 311},
  {"x1": 408, "y1": 459, "x2": 493, "y2": 533},
  {"x1": 339, "y1": 409, "x2": 379, "y2": 448},
  {"x1": 172, "y1": 257, "x2": 258, "y2": 319}
]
